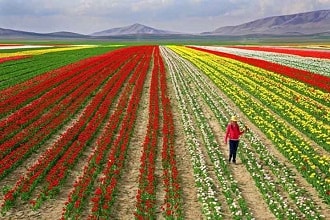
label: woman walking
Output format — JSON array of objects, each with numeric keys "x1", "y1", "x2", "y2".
[{"x1": 224, "y1": 116, "x2": 247, "y2": 164}]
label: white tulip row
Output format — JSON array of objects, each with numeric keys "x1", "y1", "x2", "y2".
[
  {"x1": 160, "y1": 46, "x2": 223, "y2": 219},
  {"x1": 161, "y1": 46, "x2": 253, "y2": 219}
]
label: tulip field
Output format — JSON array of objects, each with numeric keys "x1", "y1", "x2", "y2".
[{"x1": 0, "y1": 43, "x2": 329, "y2": 219}]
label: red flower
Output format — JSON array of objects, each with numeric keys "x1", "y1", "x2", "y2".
[{"x1": 95, "y1": 187, "x2": 102, "y2": 195}]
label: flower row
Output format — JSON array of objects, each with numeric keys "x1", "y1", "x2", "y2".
[
  {"x1": 162, "y1": 46, "x2": 255, "y2": 219},
  {"x1": 0, "y1": 50, "x2": 130, "y2": 181},
  {"x1": 169, "y1": 45, "x2": 294, "y2": 218},
  {"x1": 0, "y1": 45, "x2": 93, "y2": 58},
  {"x1": 198, "y1": 46, "x2": 330, "y2": 77},
  {"x1": 169, "y1": 46, "x2": 326, "y2": 219},
  {"x1": 189, "y1": 51, "x2": 330, "y2": 151},
  {"x1": 0, "y1": 46, "x2": 116, "y2": 91},
  {"x1": 62, "y1": 49, "x2": 146, "y2": 219},
  {"x1": 0, "y1": 55, "x2": 31, "y2": 64},
  {"x1": 87, "y1": 47, "x2": 152, "y2": 219},
  {"x1": 0, "y1": 46, "x2": 148, "y2": 215},
  {"x1": 232, "y1": 46, "x2": 330, "y2": 59},
  {"x1": 172, "y1": 46, "x2": 329, "y2": 205},
  {"x1": 135, "y1": 47, "x2": 161, "y2": 218},
  {"x1": 135, "y1": 47, "x2": 183, "y2": 219},
  {"x1": 158, "y1": 46, "x2": 183, "y2": 219},
  {"x1": 189, "y1": 46, "x2": 330, "y2": 93},
  {"x1": 0, "y1": 54, "x2": 120, "y2": 159},
  {"x1": 161, "y1": 46, "x2": 224, "y2": 219},
  {"x1": 188, "y1": 58, "x2": 324, "y2": 218}
]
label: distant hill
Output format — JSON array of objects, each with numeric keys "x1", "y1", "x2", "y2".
[
  {"x1": 45, "y1": 31, "x2": 88, "y2": 38},
  {"x1": 0, "y1": 28, "x2": 45, "y2": 38},
  {"x1": 91, "y1": 23, "x2": 181, "y2": 36},
  {"x1": 0, "y1": 28, "x2": 87, "y2": 39},
  {"x1": 204, "y1": 9, "x2": 330, "y2": 36}
]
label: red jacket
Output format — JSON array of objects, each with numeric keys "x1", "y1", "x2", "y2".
[{"x1": 225, "y1": 123, "x2": 244, "y2": 143}]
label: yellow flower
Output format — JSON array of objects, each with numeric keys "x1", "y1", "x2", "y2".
[{"x1": 0, "y1": 45, "x2": 95, "y2": 58}]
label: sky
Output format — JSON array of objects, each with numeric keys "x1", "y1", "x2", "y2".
[{"x1": 0, "y1": 0, "x2": 329, "y2": 34}]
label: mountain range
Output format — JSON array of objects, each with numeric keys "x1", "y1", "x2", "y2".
[
  {"x1": 91, "y1": 23, "x2": 181, "y2": 36},
  {"x1": 205, "y1": 9, "x2": 330, "y2": 36},
  {"x1": 0, "y1": 9, "x2": 329, "y2": 39}
]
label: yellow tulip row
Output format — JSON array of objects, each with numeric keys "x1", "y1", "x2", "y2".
[
  {"x1": 169, "y1": 46, "x2": 329, "y2": 197},
  {"x1": 0, "y1": 45, "x2": 96, "y2": 58},
  {"x1": 171, "y1": 45, "x2": 329, "y2": 149},
  {"x1": 215, "y1": 56, "x2": 329, "y2": 120},
  {"x1": 201, "y1": 53, "x2": 330, "y2": 151}
]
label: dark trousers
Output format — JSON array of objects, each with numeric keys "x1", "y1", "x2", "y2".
[{"x1": 229, "y1": 140, "x2": 239, "y2": 163}]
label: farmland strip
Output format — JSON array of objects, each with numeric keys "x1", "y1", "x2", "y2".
[
  {"x1": 0, "y1": 46, "x2": 117, "y2": 109},
  {"x1": 185, "y1": 50, "x2": 330, "y2": 152},
  {"x1": 0, "y1": 47, "x2": 114, "y2": 90},
  {"x1": 61, "y1": 47, "x2": 149, "y2": 219},
  {"x1": 135, "y1": 47, "x2": 162, "y2": 218},
  {"x1": 167, "y1": 46, "x2": 326, "y2": 219},
  {"x1": 0, "y1": 47, "x2": 142, "y2": 212},
  {"x1": 192, "y1": 46, "x2": 330, "y2": 108},
  {"x1": 162, "y1": 46, "x2": 256, "y2": 219},
  {"x1": 0, "y1": 55, "x2": 31, "y2": 64},
  {"x1": 185, "y1": 47, "x2": 330, "y2": 157},
  {"x1": 163, "y1": 48, "x2": 224, "y2": 219},
  {"x1": 171, "y1": 46, "x2": 330, "y2": 205},
  {"x1": 0, "y1": 54, "x2": 127, "y2": 160},
  {"x1": 0, "y1": 51, "x2": 134, "y2": 179},
  {"x1": 189, "y1": 46, "x2": 330, "y2": 93},
  {"x1": 134, "y1": 46, "x2": 183, "y2": 219},
  {"x1": 158, "y1": 47, "x2": 183, "y2": 219},
  {"x1": 34, "y1": 52, "x2": 144, "y2": 207},
  {"x1": 88, "y1": 46, "x2": 153, "y2": 219},
  {"x1": 202, "y1": 46, "x2": 330, "y2": 77},
  {"x1": 231, "y1": 46, "x2": 330, "y2": 59}
]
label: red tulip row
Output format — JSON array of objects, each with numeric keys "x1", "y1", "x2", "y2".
[
  {"x1": 135, "y1": 47, "x2": 161, "y2": 219},
  {"x1": 158, "y1": 47, "x2": 183, "y2": 218},
  {"x1": 34, "y1": 53, "x2": 144, "y2": 206},
  {"x1": 0, "y1": 46, "x2": 144, "y2": 212},
  {"x1": 0, "y1": 55, "x2": 31, "y2": 64},
  {"x1": 61, "y1": 47, "x2": 149, "y2": 219},
  {"x1": 134, "y1": 47, "x2": 183, "y2": 219},
  {"x1": 88, "y1": 47, "x2": 153, "y2": 219},
  {"x1": 0, "y1": 50, "x2": 131, "y2": 179},
  {"x1": 0, "y1": 54, "x2": 122, "y2": 161},
  {"x1": 189, "y1": 46, "x2": 330, "y2": 93},
  {"x1": 1, "y1": 45, "x2": 183, "y2": 218},
  {"x1": 0, "y1": 50, "x2": 117, "y2": 116},
  {"x1": 231, "y1": 46, "x2": 330, "y2": 59}
]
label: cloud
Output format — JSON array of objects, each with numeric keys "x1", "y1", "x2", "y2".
[
  {"x1": 0, "y1": 0, "x2": 329, "y2": 34},
  {"x1": 0, "y1": 0, "x2": 60, "y2": 16}
]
